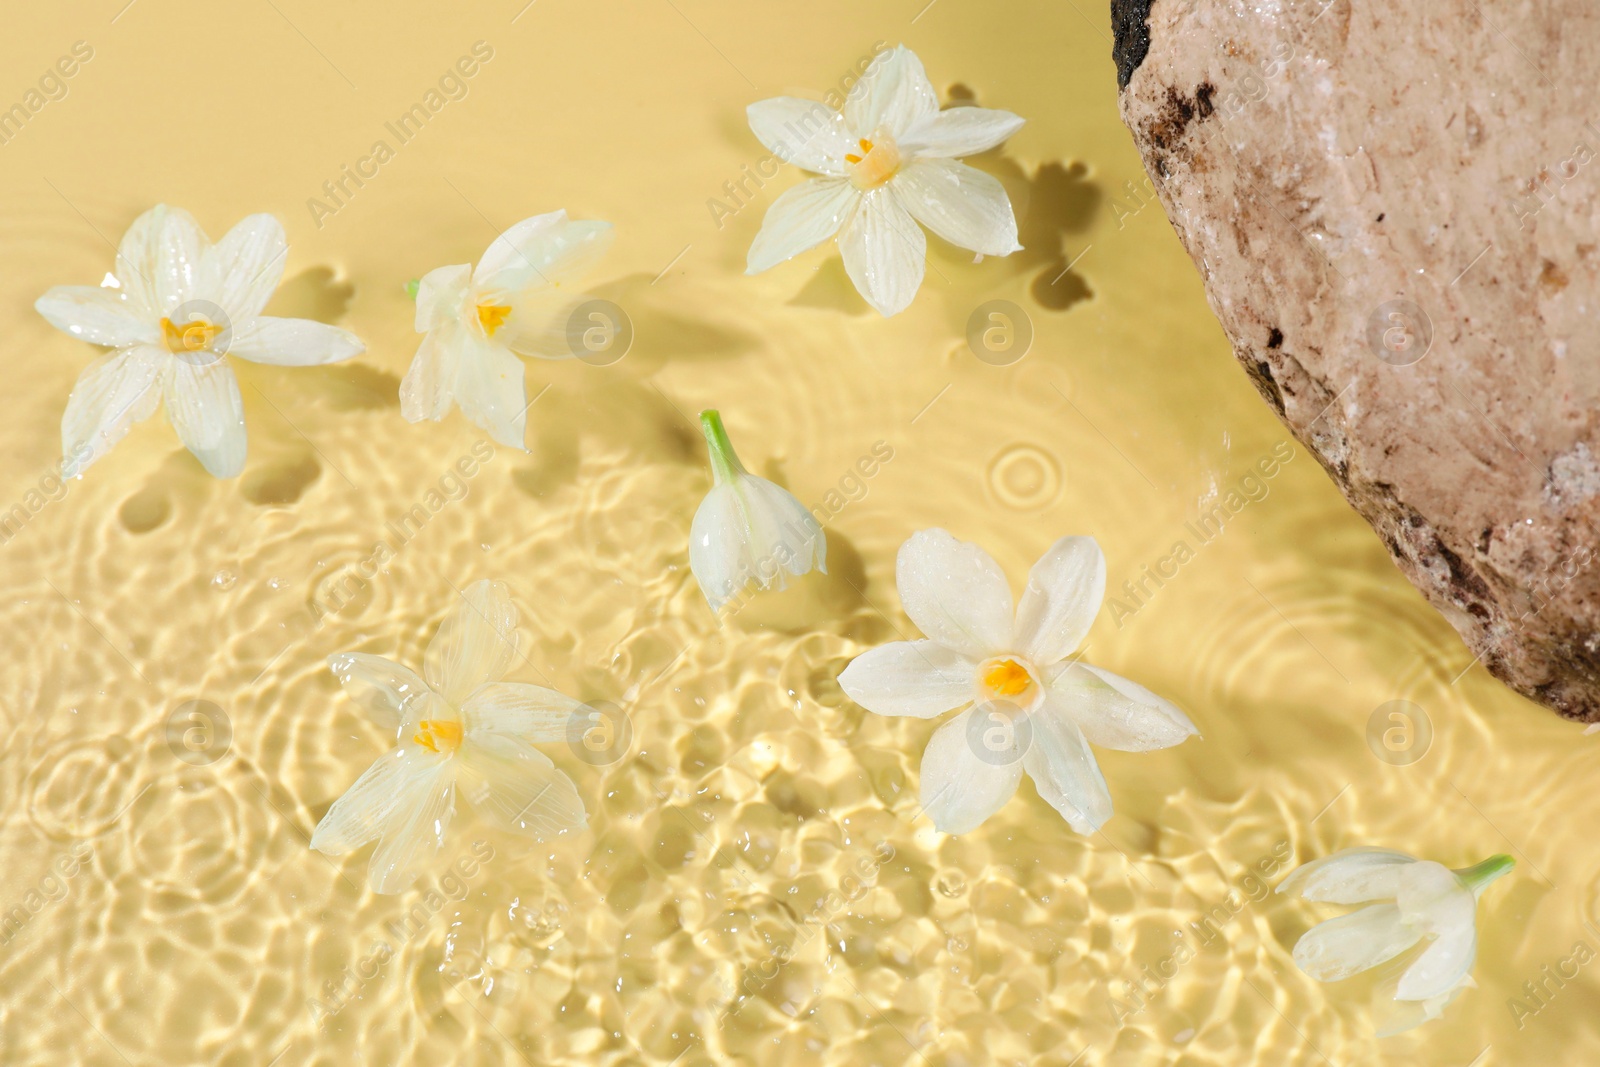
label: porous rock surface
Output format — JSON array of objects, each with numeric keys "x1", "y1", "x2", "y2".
[{"x1": 1113, "y1": 0, "x2": 1600, "y2": 719}]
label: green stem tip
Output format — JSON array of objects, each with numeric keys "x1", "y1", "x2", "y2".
[
  {"x1": 699, "y1": 409, "x2": 746, "y2": 484},
  {"x1": 1458, "y1": 854, "x2": 1515, "y2": 894},
  {"x1": 404, "y1": 279, "x2": 420, "y2": 300}
]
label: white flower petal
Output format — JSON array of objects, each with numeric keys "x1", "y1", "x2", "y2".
[
  {"x1": 35, "y1": 286, "x2": 158, "y2": 348},
  {"x1": 400, "y1": 325, "x2": 463, "y2": 424},
  {"x1": 329, "y1": 652, "x2": 433, "y2": 732},
  {"x1": 60, "y1": 345, "x2": 165, "y2": 477},
  {"x1": 900, "y1": 106, "x2": 1025, "y2": 159},
  {"x1": 689, "y1": 474, "x2": 826, "y2": 612},
  {"x1": 1014, "y1": 536, "x2": 1106, "y2": 664},
  {"x1": 1374, "y1": 979, "x2": 1463, "y2": 1038},
  {"x1": 228, "y1": 316, "x2": 363, "y2": 366},
  {"x1": 456, "y1": 733, "x2": 587, "y2": 839},
  {"x1": 474, "y1": 211, "x2": 613, "y2": 291},
  {"x1": 838, "y1": 640, "x2": 974, "y2": 718},
  {"x1": 450, "y1": 329, "x2": 528, "y2": 451},
  {"x1": 424, "y1": 579, "x2": 519, "y2": 706},
  {"x1": 892, "y1": 158, "x2": 1021, "y2": 256},
  {"x1": 310, "y1": 745, "x2": 441, "y2": 855},
  {"x1": 115, "y1": 204, "x2": 212, "y2": 319},
  {"x1": 838, "y1": 187, "x2": 925, "y2": 316},
  {"x1": 1022, "y1": 695, "x2": 1114, "y2": 834},
  {"x1": 919, "y1": 707, "x2": 1023, "y2": 834},
  {"x1": 1276, "y1": 847, "x2": 1418, "y2": 903},
  {"x1": 207, "y1": 213, "x2": 287, "y2": 321},
  {"x1": 747, "y1": 96, "x2": 853, "y2": 175},
  {"x1": 746, "y1": 178, "x2": 857, "y2": 274},
  {"x1": 1049, "y1": 663, "x2": 1197, "y2": 752},
  {"x1": 461, "y1": 682, "x2": 583, "y2": 742},
  {"x1": 492, "y1": 289, "x2": 589, "y2": 360},
  {"x1": 1397, "y1": 924, "x2": 1476, "y2": 1002},
  {"x1": 845, "y1": 45, "x2": 938, "y2": 141},
  {"x1": 415, "y1": 263, "x2": 472, "y2": 333},
  {"x1": 163, "y1": 358, "x2": 247, "y2": 479},
  {"x1": 894, "y1": 528, "x2": 1013, "y2": 659},
  {"x1": 366, "y1": 762, "x2": 456, "y2": 895},
  {"x1": 1292, "y1": 903, "x2": 1423, "y2": 983}
]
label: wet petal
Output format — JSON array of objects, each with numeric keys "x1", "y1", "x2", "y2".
[
  {"x1": 116, "y1": 204, "x2": 212, "y2": 318},
  {"x1": 1013, "y1": 536, "x2": 1105, "y2": 664},
  {"x1": 894, "y1": 528, "x2": 1012, "y2": 659},
  {"x1": 747, "y1": 96, "x2": 853, "y2": 175},
  {"x1": 329, "y1": 652, "x2": 433, "y2": 732},
  {"x1": 207, "y1": 213, "x2": 287, "y2": 321},
  {"x1": 457, "y1": 733, "x2": 587, "y2": 840},
  {"x1": 900, "y1": 106, "x2": 1025, "y2": 159},
  {"x1": 746, "y1": 178, "x2": 857, "y2": 274},
  {"x1": 367, "y1": 764, "x2": 456, "y2": 895},
  {"x1": 920, "y1": 707, "x2": 1023, "y2": 834},
  {"x1": 399, "y1": 325, "x2": 463, "y2": 423},
  {"x1": 415, "y1": 263, "x2": 472, "y2": 333},
  {"x1": 845, "y1": 45, "x2": 938, "y2": 141},
  {"x1": 838, "y1": 640, "x2": 974, "y2": 718},
  {"x1": 1292, "y1": 903, "x2": 1423, "y2": 983},
  {"x1": 60, "y1": 345, "x2": 165, "y2": 478},
  {"x1": 424, "y1": 579, "x2": 519, "y2": 704},
  {"x1": 450, "y1": 329, "x2": 528, "y2": 451},
  {"x1": 228, "y1": 316, "x2": 363, "y2": 366},
  {"x1": 838, "y1": 187, "x2": 924, "y2": 316},
  {"x1": 1397, "y1": 924, "x2": 1476, "y2": 1002},
  {"x1": 163, "y1": 358, "x2": 247, "y2": 479},
  {"x1": 892, "y1": 158, "x2": 1021, "y2": 256},
  {"x1": 1277, "y1": 847, "x2": 1417, "y2": 903},
  {"x1": 474, "y1": 211, "x2": 613, "y2": 291},
  {"x1": 1023, "y1": 695, "x2": 1113, "y2": 834},
  {"x1": 35, "y1": 286, "x2": 158, "y2": 348},
  {"x1": 1049, "y1": 663, "x2": 1197, "y2": 752},
  {"x1": 310, "y1": 746, "x2": 442, "y2": 855},
  {"x1": 461, "y1": 682, "x2": 582, "y2": 742}
]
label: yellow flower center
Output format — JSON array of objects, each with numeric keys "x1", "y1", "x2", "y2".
[
  {"x1": 412, "y1": 718, "x2": 464, "y2": 754},
  {"x1": 982, "y1": 658, "x2": 1034, "y2": 699},
  {"x1": 846, "y1": 135, "x2": 902, "y2": 190},
  {"x1": 160, "y1": 315, "x2": 225, "y2": 354},
  {"x1": 476, "y1": 302, "x2": 512, "y2": 337}
]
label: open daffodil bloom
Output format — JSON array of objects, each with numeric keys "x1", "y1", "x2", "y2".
[
  {"x1": 311, "y1": 580, "x2": 588, "y2": 894},
  {"x1": 745, "y1": 45, "x2": 1025, "y2": 316},
  {"x1": 401, "y1": 209, "x2": 613, "y2": 450},
  {"x1": 34, "y1": 204, "x2": 364, "y2": 478},
  {"x1": 838, "y1": 529, "x2": 1197, "y2": 834}
]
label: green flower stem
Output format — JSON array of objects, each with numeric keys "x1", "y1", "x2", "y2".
[
  {"x1": 404, "y1": 279, "x2": 420, "y2": 299},
  {"x1": 700, "y1": 409, "x2": 746, "y2": 484},
  {"x1": 1458, "y1": 854, "x2": 1515, "y2": 893}
]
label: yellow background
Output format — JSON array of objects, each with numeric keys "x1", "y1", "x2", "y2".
[{"x1": 0, "y1": 1, "x2": 1592, "y2": 1064}]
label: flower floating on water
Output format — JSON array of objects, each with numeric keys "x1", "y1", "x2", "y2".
[
  {"x1": 838, "y1": 529, "x2": 1196, "y2": 834},
  {"x1": 311, "y1": 579, "x2": 588, "y2": 894},
  {"x1": 35, "y1": 204, "x2": 364, "y2": 478},
  {"x1": 1278, "y1": 848, "x2": 1514, "y2": 1035},
  {"x1": 745, "y1": 44, "x2": 1024, "y2": 316},
  {"x1": 401, "y1": 209, "x2": 613, "y2": 450},
  {"x1": 689, "y1": 409, "x2": 826, "y2": 612}
]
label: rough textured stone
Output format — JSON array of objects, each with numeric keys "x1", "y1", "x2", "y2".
[{"x1": 1115, "y1": 1, "x2": 1600, "y2": 720}]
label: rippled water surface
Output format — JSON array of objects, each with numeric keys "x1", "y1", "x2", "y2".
[{"x1": 1, "y1": 2, "x2": 1595, "y2": 1065}]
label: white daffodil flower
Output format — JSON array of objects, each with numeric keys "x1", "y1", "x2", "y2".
[
  {"x1": 400, "y1": 209, "x2": 613, "y2": 450},
  {"x1": 745, "y1": 44, "x2": 1024, "y2": 316},
  {"x1": 688, "y1": 409, "x2": 826, "y2": 613},
  {"x1": 35, "y1": 204, "x2": 364, "y2": 479},
  {"x1": 838, "y1": 529, "x2": 1197, "y2": 834},
  {"x1": 1278, "y1": 848, "x2": 1514, "y2": 1035},
  {"x1": 311, "y1": 580, "x2": 588, "y2": 894}
]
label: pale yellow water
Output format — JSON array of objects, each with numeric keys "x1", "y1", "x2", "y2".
[{"x1": 0, "y1": 2, "x2": 1593, "y2": 1065}]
